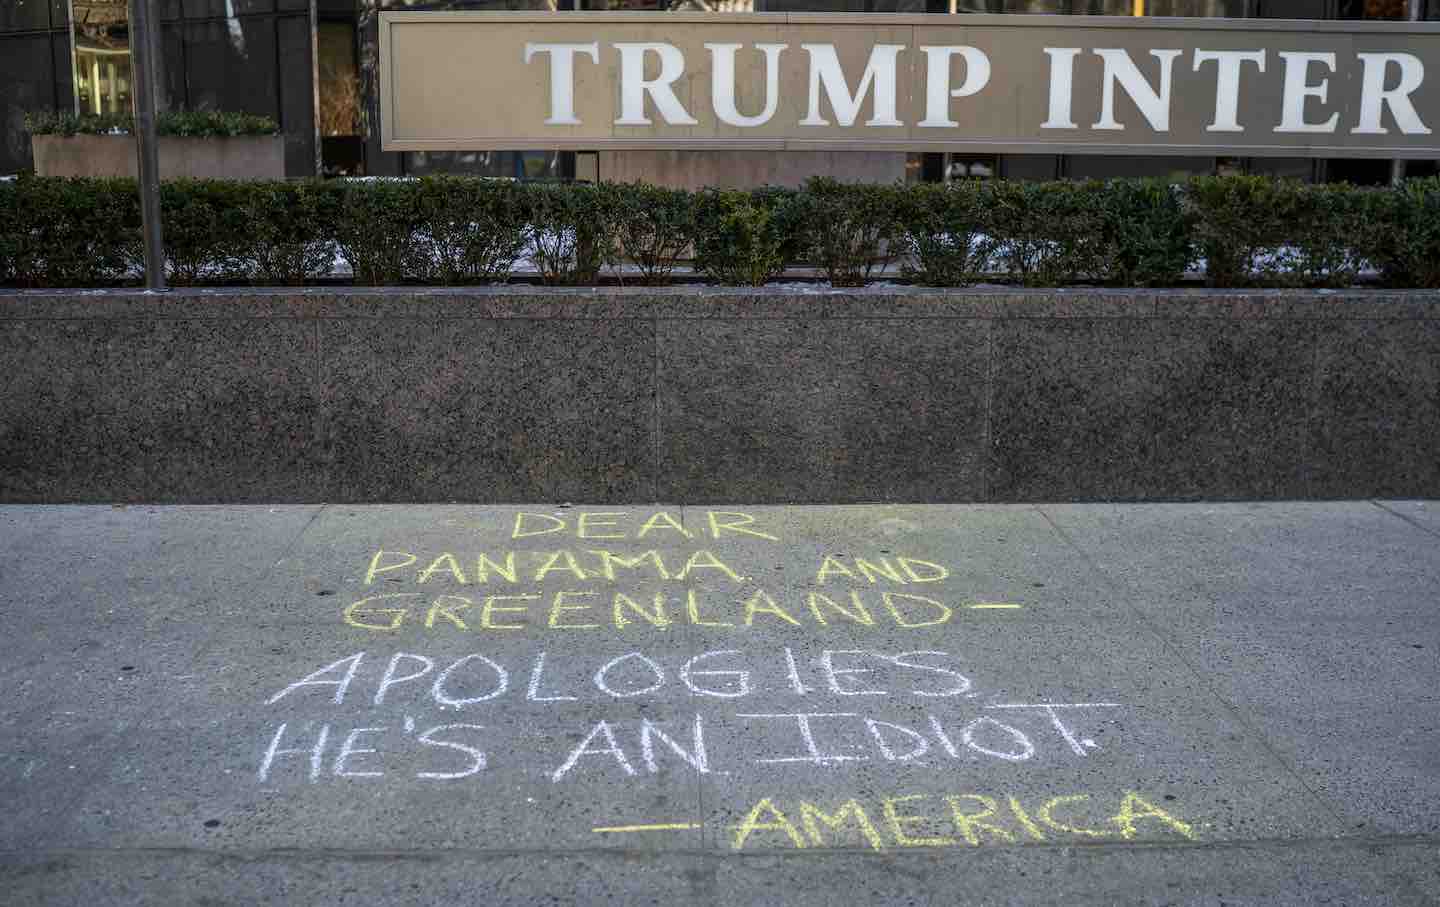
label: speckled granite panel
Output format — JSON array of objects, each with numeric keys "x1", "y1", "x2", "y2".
[
  {"x1": 1310, "y1": 320, "x2": 1440, "y2": 499},
  {"x1": 0, "y1": 318, "x2": 321, "y2": 502},
  {"x1": 988, "y1": 319, "x2": 1159, "y2": 502},
  {"x1": 3, "y1": 289, "x2": 1436, "y2": 505},
  {"x1": 1147, "y1": 319, "x2": 1315, "y2": 500},
  {"x1": 655, "y1": 318, "x2": 989, "y2": 503},
  {"x1": 989, "y1": 319, "x2": 1313, "y2": 502},
  {"x1": 319, "y1": 318, "x2": 655, "y2": 502}
]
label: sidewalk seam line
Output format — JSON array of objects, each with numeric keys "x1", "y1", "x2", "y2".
[
  {"x1": 1370, "y1": 500, "x2": 1440, "y2": 542},
  {"x1": 1031, "y1": 503, "x2": 1351, "y2": 834},
  {"x1": 22, "y1": 502, "x2": 329, "y2": 851}
]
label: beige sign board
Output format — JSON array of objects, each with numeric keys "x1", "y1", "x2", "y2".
[{"x1": 379, "y1": 11, "x2": 1440, "y2": 157}]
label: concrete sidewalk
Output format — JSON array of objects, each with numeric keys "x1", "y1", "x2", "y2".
[{"x1": 0, "y1": 501, "x2": 1437, "y2": 905}]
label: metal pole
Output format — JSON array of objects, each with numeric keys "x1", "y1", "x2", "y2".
[
  {"x1": 310, "y1": 0, "x2": 323, "y2": 178},
  {"x1": 129, "y1": 0, "x2": 167, "y2": 291}
]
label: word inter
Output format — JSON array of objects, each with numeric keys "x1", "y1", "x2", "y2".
[{"x1": 526, "y1": 41, "x2": 1433, "y2": 136}]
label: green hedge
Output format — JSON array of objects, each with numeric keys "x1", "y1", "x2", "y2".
[
  {"x1": 24, "y1": 109, "x2": 280, "y2": 138},
  {"x1": 2, "y1": 174, "x2": 1439, "y2": 289}
]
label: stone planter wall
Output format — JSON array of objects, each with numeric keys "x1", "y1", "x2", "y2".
[
  {"x1": 30, "y1": 134, "x2": 287, "y2": 180},
  {"x1": 1, "y1": 287, "x2": 1436, "y2": 503}
]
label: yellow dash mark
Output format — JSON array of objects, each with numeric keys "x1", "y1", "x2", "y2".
[
  {"x1": 593, "y1": 823, "x2": 702, "y2": 833},
  {"x1": 970, "y1": 603, "x2": 1023, "y2": 609}
]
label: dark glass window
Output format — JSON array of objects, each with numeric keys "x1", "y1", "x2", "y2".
[
  {"x1": 0, "y1": 0, "x2": 54, "y2": 33},
  {"x1": 1143, "y1": 0, "x2": 1243, "y2": 14},
  {"x1": 1066, "y1": 156, "x2": 1216, "y2": 180},
  {"x1": 181, "y1": 1, "x2": 282, "y2": 18},
  {"x1": 2, "y1": 35, "x2": 62, "y2": 172},
  {"x1": 382, "y1": 0, "x2": 565, "y2": 9},
  {"x1": 1256, "y1": 0, "x2": 1332, "y2": 17},
  {"x1": 405, "y1": 150, "x2": 565, "y2": 178},
  {"x1": 181, "y1": 18, "x2": 278, "y2": 116}
]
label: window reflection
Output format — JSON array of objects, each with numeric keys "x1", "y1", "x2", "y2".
[
  {"x1": 71, "y1": 0, "x2": 134, "y2": 116},
  {"x1": 379, "y1": 0, "x2": 561, "y2": 10},
  {"x1": 319, "y1": 20, "x2": 365, "y2": 175}
]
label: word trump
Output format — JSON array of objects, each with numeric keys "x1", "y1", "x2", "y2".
[{"x1": 526, "y1": 41, "x2": 1433, "y2": 136}]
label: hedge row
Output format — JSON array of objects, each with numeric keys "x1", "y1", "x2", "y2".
[
  {"x1": 3, "y1": 175, "x2": 1439, "y2": 288},
  {"x1": 24, "y1": 110, "x2": 281, "y2": 138}
]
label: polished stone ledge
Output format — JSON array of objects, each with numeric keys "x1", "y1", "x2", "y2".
[
  {"x1": 2, "y1": 287, "x2": 1436, "y2": 504},
  {"x1": 2, "y1": 285, "x2": 1437, "y2": 321}
]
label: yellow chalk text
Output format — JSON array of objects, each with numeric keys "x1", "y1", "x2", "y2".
[{"x1": 728, "y1": 791, "x2": 1196, "y2": 851}]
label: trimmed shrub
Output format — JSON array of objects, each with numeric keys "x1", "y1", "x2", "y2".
[
  {"x1": 1185, "y1": 175, "x2": 1288, "y2": 287},
  {"x1": 693, "y1": 187, "x2": 806, "y2": 286},
  {"x1": 0, "y1": 179, "x2": 17, "y2": 285},
  {"x1": 1275, "y1": 181, "x2": 1373, "y2": 288},
  {"x1": 160, "y1": 179, "x2": 258, "y2": 284},
  {"x1": 332, "y1": 179, "x2": 426, "y2": 286},
  {"x1": 985, "y1": 179, "x2": 1107, "y2": 286},
  {"x1": 246, "y1": 180, "x2": 342, "y2": 286},
  {"x1": 1090, "y1": 179, "x2": 1194, "y2": 287},
  {"x1": 7, "y1": 176, "x2": 139, "y2": 287},
  {"x1": 25, "y1": 109, "x2": 280, "y2": 137},
  {"x1": 613, "y1": 183, "x2": 696, "y2": 286},
  {"x1": 524, "y1": 182, "x2": 620, "y2": 286},
  {"x1": 1359, "y1": 176, "x2": 1440, "y2": 289},
  {"x1": 898, "y1": 180, "x2": 993, "y2": 287},
  {"x1": 1187, "y1": 176, "x2": 1377, "y2": 288},
  {"x1": 415, "y1": 177, "x2": 529, "y2": 285},
  {"x1": 797, "y1": 178, "x2": 906, "y2": 287},
  {"x1": 4, "y1": 174, "x2": 1440, "y2": 290},
  {"x1": 900, "y1": 178, "x2": 1190, "y2": 288}
]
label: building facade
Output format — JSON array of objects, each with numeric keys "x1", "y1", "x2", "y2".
[{"x1": 3, "y1": 0, "x2": 1438, "y2": 182}]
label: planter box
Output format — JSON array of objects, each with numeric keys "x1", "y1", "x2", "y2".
[
  {"x1": 31, "y1": 134, "x2": 286, "y2": 181},
  {"x1": 1, "y1": 287, "x2": 1437, "y2": 504}
]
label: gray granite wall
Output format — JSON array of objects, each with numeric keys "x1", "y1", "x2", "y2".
[{"x1": 2, "y1": 288, "x2": 1436, "y2": 503}]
